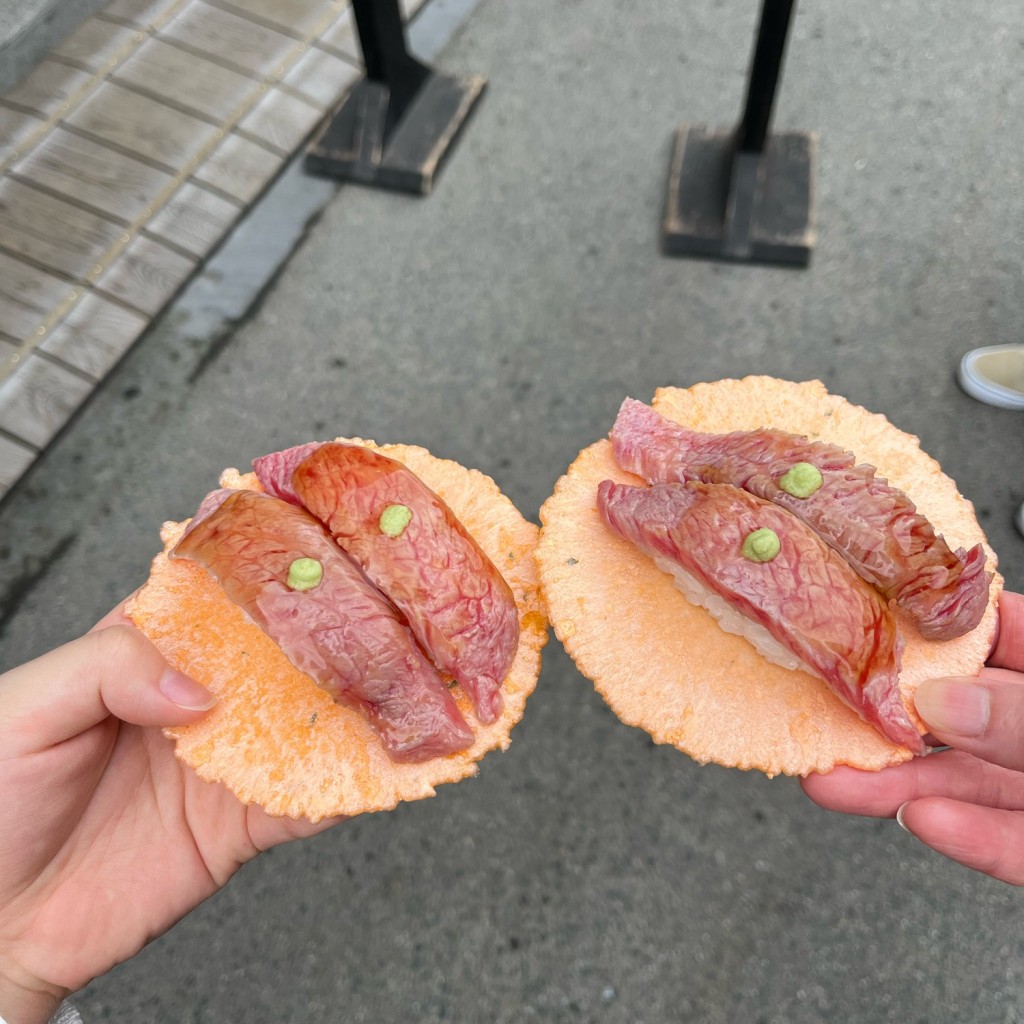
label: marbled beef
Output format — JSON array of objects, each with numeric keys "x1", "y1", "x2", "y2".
[
  {"x1": 611, "y1": 398, "x2": 989, "y2": 640},
  {"x1": 256, "y1": 443, "x2": 518, "y2": 724},
  {"x1": 598, "y1": 479, "x2": 924, "y2": 752},
  {"x1": 172, "y1": 488, "x2": 473, "y2": 761}
]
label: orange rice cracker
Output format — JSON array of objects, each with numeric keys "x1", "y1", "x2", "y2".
[
  {"x1": 536, "y1": 377, "x2": 1001, "y2": 777},
  {"x1": 128, "y1": 439, "x2": 547, "y2": 821}
]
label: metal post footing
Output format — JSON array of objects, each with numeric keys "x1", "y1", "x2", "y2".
[{"x1": 662, "y1": 124, "x2": 815, "y2": 267}]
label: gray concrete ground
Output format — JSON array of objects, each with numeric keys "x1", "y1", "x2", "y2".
[
  {"x1": 0, "y1": 0, "x2": 107, "y2": 92},
  {"x1": 3, "y1": 0, "x2": 1024, "y2": 1021}
]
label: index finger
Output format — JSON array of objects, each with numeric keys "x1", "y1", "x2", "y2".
[
  {"x1": 90, "y1": 589, "x2": 140, "y2": 632},
  {"x1": 990, "y1": 591, "x2": 1024, "y2": 672}
]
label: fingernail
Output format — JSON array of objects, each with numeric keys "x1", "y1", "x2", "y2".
[
  {"x1": 159, "y1": 668, "x2": 217, "y2": 711},
  {"x1": 914, "y1": 678, "x2": 990, "y2": 737},
  {"x1": 896, "y1": 802, "x2": 910, "y2": 832}
]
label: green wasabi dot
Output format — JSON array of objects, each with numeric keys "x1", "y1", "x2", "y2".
[
  {"x1": 742, "y1": 528, "x2": 781, "y2": 563},
  {"x1": 779, "y1": 462, "x2": 823, "y2": 498},
  {"x1": 287, "y1": 557, "x2": 323, "y2": 591},
  {"x1": 379, "y1": 504, "x2": 413, "y2": 537}
]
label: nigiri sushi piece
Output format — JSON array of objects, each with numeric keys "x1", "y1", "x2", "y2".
[
  {"x1": 597, "y1": 479, "x2": 924, "y2": 753},
  {"x1": 610, "y1": 398, "x2": 989, "y2": 641},
  {"x1": 172, "y1": 488, "x2": 474, "y2": 762},
  {"x1": 255, "y1": 443, "x2": 519, "y2": 724}
]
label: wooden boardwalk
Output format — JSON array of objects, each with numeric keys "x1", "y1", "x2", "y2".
[{"x1": 0, "y1": 0, "x2": 421, "y2": 498}]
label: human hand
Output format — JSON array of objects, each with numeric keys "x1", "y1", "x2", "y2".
[
  {"x1": 802, "y1": 590, "x2": 1024, "y2": 884},
  {"x1": 0, "y1": 603, "x2": 342, "y2": 1024}
]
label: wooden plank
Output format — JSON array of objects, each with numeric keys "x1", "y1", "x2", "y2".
[
  {"x1": 0, "y1": 250, "x2": 73, "y2": 340},
  {"x1": 92, "y1": 233, "x2": 197, "y2": 316},
  {"x1": 0, "y1": 431, "x2": 38, "y2": 496},
  {"x1": 308, "y1": 72, "x2": 484, "y2": 194},
  {"x1": 99, "y1": 0, "x2": 179, "y2": 27},
  {"x1": 0, "y1": 107, "x2": 46, "y2": 166},
  {"x1": 401, "y1": 0, "x2": 428, "y2": 19},
  {"x1": 238, "y1": 86, "x2": 325, "y2": 154},
  {"x1": 0, "y1": 60, "x2": 93, "y2": 119},
  {"x1": 192, "y1": 132, "x2": 284, "y2": 204},
  {"x1": 282, "y1": 45, "x2": 360, "y2": 109},
  {"x1": 145, "y1": 182, "x2": 242, "y2": 258},
  {"x1": 374, "y1": 73, "x2": 484, "y2": 195},
  {"x1": 0, "y1": 353, "x2": 95, "y2": 449},
  {"x1": 213, "y1": 0, "x2": 332, "y2": 37},
  {"x1": 160, "y1": 3, "x2": 296, "y2": 77},
  {"x1": 39, "y1": 291, "x2": 150, "y2": 380},
  {"x1": 50, "y1": 17, "x2": 139, "y2": 71},
  {"x1": 115, "y1": 38, "x2": 256, "y2": 122},
  {"x1": 314, "y1": 8, "x2": 359, "y2": 62},
  {"x1": 0, "y1": 288, "x2": 55, "y2": 342},
  {"x1": 9, "y1": 126, "x2": 174, "y2": 223},
  {"x1": 65, "y1": 80, "x2": 211, "y2": 172},
  {"x1": 0, "y1": 177, "x2": 124, "y2": 279}
]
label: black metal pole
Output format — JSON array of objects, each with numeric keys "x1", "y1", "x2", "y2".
[
  {"x1": 350, "y1": 0, "x2": 429, "y2": 134},
  {"x1": 659, "y1": 0, "x2": 814, "y2": 265},
  {"x1": 305, "y1": 0, "x2": 487, "y2": 194},
  {"x1": 736, "y1": 0, "x2": 796, "y2": 153}
]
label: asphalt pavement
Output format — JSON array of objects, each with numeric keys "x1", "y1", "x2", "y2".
[{"x1": 2, "y1": 0, "x2": 1023, "y2": 1021}]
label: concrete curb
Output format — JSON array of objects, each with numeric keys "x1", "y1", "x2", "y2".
[{"x1": 0, "y1": 0, "x2": 108, "y2": 93}]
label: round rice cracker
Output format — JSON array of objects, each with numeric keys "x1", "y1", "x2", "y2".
[
  {"x1": 127, "y1": 439, "x2": 548, "y2": 822},
  {"x1": 536, "y1": 377, "x2": 1001, "y2": 777}
]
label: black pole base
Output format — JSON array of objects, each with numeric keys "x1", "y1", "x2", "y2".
[
  {"x1": 661, "y1": 124, "x2": 816, "y2": 267},
  {"x1": 306, "y1": 72, "x2": 486, "y2": 195}
]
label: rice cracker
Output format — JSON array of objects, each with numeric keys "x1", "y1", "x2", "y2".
[
  {"x1": 536, "y1": 377, "x2": 1000, "y2": 777},
  {"x1": 128, "y1": 440, "x2": 548, "y2": 821}
]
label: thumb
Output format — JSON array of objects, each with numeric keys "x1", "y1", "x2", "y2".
[
  {"x1": 914, "y1": 668, "x2": 1024, "y2": 772},
  {"x1": 0, "y1": 624, "x2": 216, "y2": 758}
]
